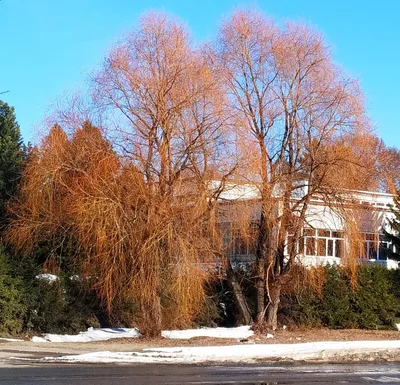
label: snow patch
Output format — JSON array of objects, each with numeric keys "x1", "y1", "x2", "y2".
[
  {"x1": 0, "y1": 337, "x2": 24, "y2": 342},
  {"x1": 362, "y1": 376, "x2": 400, "y2": 383},
  {"x1": 32, "y1": 326, "x2": 253, "y2": 343},
  {"x1": 40, "y1": 340, "x2": 400, "y2": 364},
  {"x1": 161, "y1": 326, "x2": 253, "y2": 340},
  {"x1": 35, "y1": 274, "x2": 58, "y2": 282},
  {"x1": 32, "y1": 327, "x2": 140, "y2": 343}
]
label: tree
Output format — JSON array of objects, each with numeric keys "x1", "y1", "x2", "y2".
[
  {"x1": 383, "y1": 191, "x2": 400, "y2": 260},
  {"x1": 88, "y1": 13, "x2": 234, "y2": 334},
  {"x1": 213, "y1": 10, "x2": 369, "y2": 329},
  {"x1": 0, "y1": 100, "x2": 24, "y2": 225},
  {"x1": 329, "y1": 133, "x2": 400, "y2": 193},
  {"x1": 376, "y1": 145, "x2": 400, "y2": 194},
  {"x1": 9, "y1": 14, "x2": 232, "y2": 336},
  {"x1": 8, "y1": 10, "x2": 375, "y2": 334}
]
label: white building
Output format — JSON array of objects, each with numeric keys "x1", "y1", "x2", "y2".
[{"x1": 213, "y1": 181, "x2": 399, "y2": 269}]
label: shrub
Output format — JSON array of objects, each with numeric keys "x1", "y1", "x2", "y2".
[
  {"x1": 0, "y1": 251, "x2": 26, "y2": 335},
  {"x1": 279, "y1": 264, "x2": 400, "y2": 330},
  {"x1": 349, "y1": 265, "x2": 400, "y2": 329},
  {"x1": 23, "y1": 275, "x2": 102, "y2": 334},
  {"x1": 317, "y1": 266, "x2": 355, "y2": 329}
]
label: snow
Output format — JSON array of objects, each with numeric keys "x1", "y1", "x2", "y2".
[
  {"x1": 41, "y1": 340, "x2": 400, "y2": 364},
  {"x1": 161, "y1": 326, "x2": 253, "y2": 339},
  {"x1": 30, "y1": 326, "x2": 400, "y2": 365},
  {"x1": 32, "y1": 326, "x2": 253, "y2": 343},
  {"x1": 32, "y1": 327, "x2": 140, "y2": 343},
  {"x1": 363, "y1": 376, "x2": 400, "y2": 383},
  {"x1": 0, "y1": 337, "x2": 24, "y2": 342},
  {"x1": 35, "y1": 273, "x2": 58, "y2": 282}
]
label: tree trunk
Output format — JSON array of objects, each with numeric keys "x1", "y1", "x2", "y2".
[
  {"x1": 141, "y1": 296, "x2": 162, "y2": 337},
  {"x1": 265, "y1": 281, "x2": 281, "y2": 330},
  {"x1": 226, "y1": 262, "x2": 253, "y2": 325},
  {"x1": 255, "y1": 211, "x2": 268, "y2": 323},
  {"x1": 255, "y1": 256, "x2": 265, "y2": 323}
]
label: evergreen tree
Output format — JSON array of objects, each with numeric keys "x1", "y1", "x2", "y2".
[
  {"x1": 384, "y1": 191, "x2": 400, "y2": 260},
  {"x1": 0, "y1": 100, "x2": 24, "y2": 225}
]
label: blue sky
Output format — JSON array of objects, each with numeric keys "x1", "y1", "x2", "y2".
[{"x1": 1, "y1": 0, "x2": 399, "y2": 148}]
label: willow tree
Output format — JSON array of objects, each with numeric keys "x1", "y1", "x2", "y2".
[
  {"x1": 90, "y1": 13, "x2": 233, "y2": 334},
  {"x1": 7, "y1": 124, "x2": 123, "y2": 291},
  {"x1": 9, "y1": 13, "x2": 232, "y2": 336},
  {"x1": 375, "y1": 143, "x2": 400, "y2": 194},
  {"x1": 8, "y1": 121, "x2": 226, "y2": 336},
  {"x1": 325, "y1": 132, "x2": 400, "y2": 193},
  {"x1": 214, "y1": 10, "x2": 369, "y2": 329}
]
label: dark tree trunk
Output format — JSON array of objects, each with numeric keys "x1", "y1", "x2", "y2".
[
  {"x1": 226, "y1": 261, "x2": 253, "y2": 325},
  {"x1": 266, "y1": 281, "x2": 281, "y2": 330},
  {"x1": 255, "y1": 211, "x2": 268, "y2": 323},
  {"x1": 255, "y1": 256, "x2": 265, "y2": 323}
]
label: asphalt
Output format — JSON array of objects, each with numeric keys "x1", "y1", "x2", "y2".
[{"x1": 1, "y1": 363, "x2": 400, "y2": 384}]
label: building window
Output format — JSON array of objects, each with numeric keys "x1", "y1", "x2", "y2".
[
  {"x1": 327, "y1": 239, "x2": 334, "y2": 256},
  {"x1": 300, "y1": 228, "x2": 344, "y2": 258},
  {"x1": 362, "y1": 233, "x2": 393, "y2": 261}
]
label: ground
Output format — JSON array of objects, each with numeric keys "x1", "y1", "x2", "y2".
[
  {"x1": 4, "y1": 328, "x2": 400, "y2": 349},
  {"x1": 49, "y1": 328, "x2": 400, "y2": 348},
  {"x1": 1, "y1": 328, "x2": 400, "y2": 364}
]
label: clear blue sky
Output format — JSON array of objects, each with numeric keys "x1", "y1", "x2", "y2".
[{"x1": 1, "y1": 0, "x2": 399, "y2": 148}]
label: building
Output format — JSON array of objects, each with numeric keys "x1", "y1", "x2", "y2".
[{"x1": 213, "y1": 181, "x2": 399, "y2": 269}]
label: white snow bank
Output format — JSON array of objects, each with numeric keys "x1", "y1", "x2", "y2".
[
  {"x1": 161, "y1": 326, "x2": 253, "y2": 339},
  {"x1": 32, "y1": 326, "x2": 253, "y2": 343},
  {"x1": 0, "y1": 337, "x2": 24, "y2": 342},
  {"x1": 32, "y1": 327, "x2": 140, "y2": 343},
  {"x1": 41, "y1": 340, "x2": 400, "y2": 364}
]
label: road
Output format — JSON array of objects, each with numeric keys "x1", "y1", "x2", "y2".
[{"x1": 1, "y1": 363, "x2": 400, "y2": 384}]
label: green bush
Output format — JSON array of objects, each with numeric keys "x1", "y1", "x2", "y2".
[
  {"x1": 0, "y1": 275, "x2": 26, "y2": 334},
  {"x1": 280, "y1": 264, "x2": 400, "y2": 330},
  {"x1": 3, "y1": 244, "x2": 105, "y2": 334},
  {"x1": 318, "y1": 266, "x2": 355, "y2": 329},
  {"x1": 0, "y1": 252, "x2": 26, "y2": 335},
  {"x1": 350, "y1": 265, "x2": 400, "y2": 329},
  {"x1": 23, "y1": 275, "x2": 101, "y2": 334}
]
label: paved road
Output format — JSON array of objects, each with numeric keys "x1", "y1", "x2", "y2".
[{"x1": 1, "y1": 363, "x2": 400, "y2": 384}]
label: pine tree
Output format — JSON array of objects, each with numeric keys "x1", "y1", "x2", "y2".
[
  {"x1": 0, "y1": 100, "x2": 24, "y2": 224},
  {"x1": 384, "y1": 191, "x2": 400, "y2": 260}
]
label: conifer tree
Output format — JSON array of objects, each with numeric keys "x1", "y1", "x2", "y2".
[
  {"x1": 0, "y1": 100, "x2": 24, "y2": 224},
  {"x1": 385, "y1": 192, "x2": 400, "y2": 260}
]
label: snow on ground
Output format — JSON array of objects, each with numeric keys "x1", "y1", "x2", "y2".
[
  {"x1": 32, "y1": 327, "x2": 140, "y2": 343},
  {"x1": 41, "y1": 340, "x2": 400, "y2": 364},
  {"x1": 161, "y1": 326, "x2": 253, "y2": 339},
  {"x1": 32, "y1": 326, "x2": 253, "y2": 343},
  {"x1": 35, "y1": 273, "x2": 58, "y2": 282}
]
